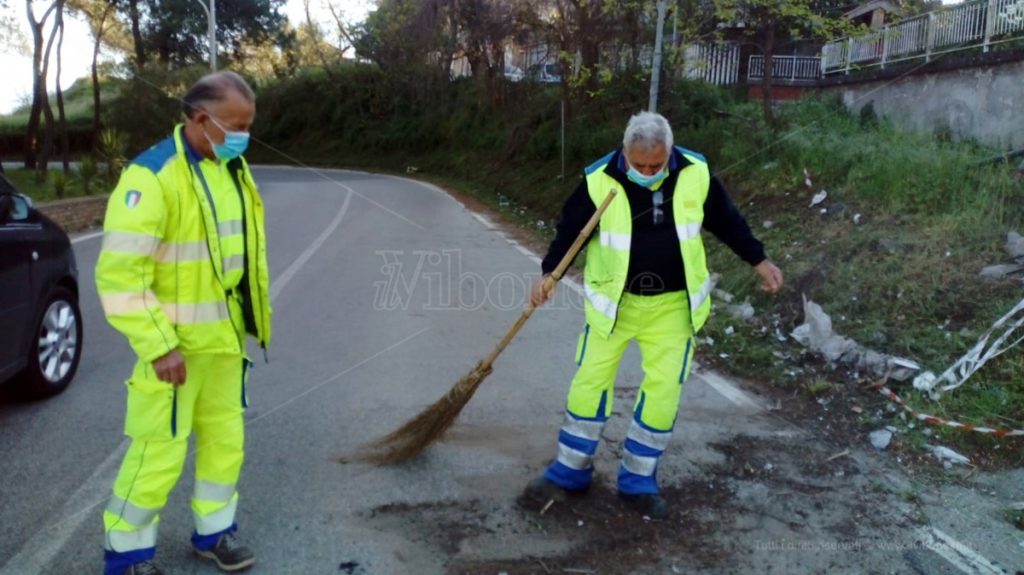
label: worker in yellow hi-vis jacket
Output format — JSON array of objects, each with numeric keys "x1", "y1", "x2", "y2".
[
  {"x1": 521, "y1": 111, "x2": 783, "y2": 520},
  {"x1": 95, "y1": 71, "x2": 271, "y2": 575}
]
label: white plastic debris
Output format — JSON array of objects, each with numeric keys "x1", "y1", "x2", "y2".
[
  {"x1": 577, "y1": 520, "x2": 584, "y2": 527},
  {"x1": 915, "y1": 296, "x2": 1024, "y2": 400},
  {"x1": 792, "y1": 296, "x2": 921, "y2": 379},
  {"x1": 725, "y1": 326, "x2": 735, "y2": 336},
  {"x1": 728, "y1": 301, "x2": 755, "y2": 321},
  {"x1": 869, "y1": 429, "x2": 893, "y2": 450},
  {"x1": 853, "y1": 213, "x2": 862, "y2": 225},
  {"x1": 809, "y1": 190, "x2": 827, "y2": 207},
  {"x1": 763, "y1": 220, "x2": 774, "y2": 229},
  {"x1": 1007, "y1": 231, "x2": 1024, "y2": 258},
  {"x1": 979, "y1": 263, "x2": 1024, "y2": 279},
  {"x1": 927, "y1": 445, "x2": 970, "y2": 465}
]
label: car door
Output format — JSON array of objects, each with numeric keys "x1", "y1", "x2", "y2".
[{"x1": 0, "y1": 185, "x2": 35, "y2": 381}]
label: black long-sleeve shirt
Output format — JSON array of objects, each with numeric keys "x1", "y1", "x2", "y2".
[{"x1": 541, "y1": 147, "x2": 766, "y2": 295}]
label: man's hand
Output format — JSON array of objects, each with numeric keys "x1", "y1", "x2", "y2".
[
  {"x1": 530, "y1": 274, "x2": 557, "y2": 308},
  {"x1": 153, "y1": 349, "x2": 186, "y2": 386},
  {"x1": 754, "y1": 260, "x2": 784, "y2": 294}
]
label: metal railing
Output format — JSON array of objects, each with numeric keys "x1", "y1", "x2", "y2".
[
  {"x1": 823, "y1": 0, "x2": 1024, "y2": 74},
  {"x1": 682, "y1": 42, "x2": 741, "y2": 86},
  {"x1": 747, "y1": 55, "x2": 822, "y2": 83}
]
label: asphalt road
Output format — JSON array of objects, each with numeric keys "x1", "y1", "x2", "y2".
[{"x1": 0, "y1": 166, "x2": 1019, "y2": 574}]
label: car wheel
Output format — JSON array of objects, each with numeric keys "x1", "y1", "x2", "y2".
[{"x1": 19, "y1": 286, "x2": 83, "y2": 399}]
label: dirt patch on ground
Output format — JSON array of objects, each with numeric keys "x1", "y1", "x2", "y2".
[{"x1": 362, "y1": 433, "x2": 923, "y2": 574}]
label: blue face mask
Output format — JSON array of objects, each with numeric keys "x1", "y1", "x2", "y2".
[
  {"x1": 627, "y1": 165, "x2": 667, "y2": 189},
  {"x1": 204, "y1": 116, "x2": 250, "y2": 161}
]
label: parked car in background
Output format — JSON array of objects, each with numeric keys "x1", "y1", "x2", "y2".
[
  {"x1": 0, "y1": 173, "x2": 82, "y2": 398},
  {"x1": 528, "y1": 62, "x2": 562, "y2": 84},
  {"x1": 504, "y1": 64, "x2": 525, "y2": 82}
]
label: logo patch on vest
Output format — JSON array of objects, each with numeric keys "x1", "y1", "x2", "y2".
[{"x1": 125, "y1": 190, "x2": 142, "y2": 209}]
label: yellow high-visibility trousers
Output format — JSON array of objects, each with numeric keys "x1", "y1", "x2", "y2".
[
  {"x1": 102, "y1": 351, "x2": 250, "y2": 574},
  {"x1": 545, "y1": 291, "x2": 695, "y2": 494}
]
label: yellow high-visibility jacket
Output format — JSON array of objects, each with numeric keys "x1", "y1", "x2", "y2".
[
  {"x1": 582, "y1": 148, "x2": 712, "y2": 337},
  {"x1": 96, "y1": 125, "x2": 271, "y2": 362}
]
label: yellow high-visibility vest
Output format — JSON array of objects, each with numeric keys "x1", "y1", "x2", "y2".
[{"x1": 582, "y1": 147, "x2": 712, "y2": 337}]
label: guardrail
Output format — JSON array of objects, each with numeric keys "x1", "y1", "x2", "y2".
[{"x1": 822, "y1": 0, "x2": 1024, "y2": 74}]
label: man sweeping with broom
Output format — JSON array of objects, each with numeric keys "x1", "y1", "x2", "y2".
[{"x1": 521, "y1": 111, "x2": 783, "y2": 519}]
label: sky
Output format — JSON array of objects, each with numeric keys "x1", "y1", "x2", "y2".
[{"x1": 0, "y1": 0, "x2": 373, "y2": 114}]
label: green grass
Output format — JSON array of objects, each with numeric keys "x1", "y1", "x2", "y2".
[{"x1": 4, "y1": 167, "x2": 110, "y2": 203}]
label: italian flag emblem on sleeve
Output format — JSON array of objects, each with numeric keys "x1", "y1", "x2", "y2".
[{"x1": 125, "y1": 190, "x2": 142, "y2": 209}]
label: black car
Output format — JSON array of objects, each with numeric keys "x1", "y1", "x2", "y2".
[{"x1": 0, "y1": 173, "x2": 82, "y2": 398}]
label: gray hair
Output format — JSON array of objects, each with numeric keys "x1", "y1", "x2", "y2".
[
  {"x1": 182, "y1": 71, "x2": 255, "y2": 119},
  {"x1": 622, "y1": 111, "x2": 674, "y2": 153}
]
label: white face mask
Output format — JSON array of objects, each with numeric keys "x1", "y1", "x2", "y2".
[
  {"x1": 202, "y1": 114, "x2": 250, "y2": 161},
  {"x1": 626, "y1": 161, "x2": 668, "y2": 189}
]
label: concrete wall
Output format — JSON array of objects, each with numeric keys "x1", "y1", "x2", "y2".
[
  {"x1": 820, "y1": 53, "x2": 1024, "y2": 150},
  {"x1": 38, "y1": 194, "x2": 108, "y2": 234}
]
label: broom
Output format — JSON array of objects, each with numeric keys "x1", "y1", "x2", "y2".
[{"x1": 352, "y1": 189, "x2": 618, "y2": 465}]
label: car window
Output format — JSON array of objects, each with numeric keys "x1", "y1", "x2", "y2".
[
  {"x1": 9, "y1": 196, "x2": 29, "y2": 221},
  {"x1": 0, "y1": 194, "x2": 29, "y2": 224}
]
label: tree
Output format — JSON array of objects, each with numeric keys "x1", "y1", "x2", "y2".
[
  {"x1": 145, "y1": 0, "x2": 287, "y2": 67},
  {"x1": 24, "y1": 0, "x2": 64, "y2": 176},
  {"x1": 715, "y1": 0, "x2": 855, "y2": 125},
  {"x1": 68, "y1": 0, "x2": 124, "y2": 149},
  {"x1": 127, "y1": 0, "x2": 146, "y2": 67}
]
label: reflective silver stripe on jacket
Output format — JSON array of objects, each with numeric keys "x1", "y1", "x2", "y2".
[
  {"x1": 599, "y1": 230, "x2": 631, "y2": 251},
  {"x1": 675, "y1": 222, "x2": 702, "y2": 241},
  {"x1": 584, "y1": 282, "x2": 618, "y2": 319},
  {"x1": 689, "y1": 277, "x2": 713, "y2": 311}
]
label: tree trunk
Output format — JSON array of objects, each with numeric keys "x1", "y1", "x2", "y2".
[
  {"x1": 128, "y1": 0, "x2": 146, "y2": 69},
  {"x1": 36, "y1": 1, "x2": 62, "y2": 184},
  {"x1": 56, "y1": 4, "x2": 70, "y2": 175},
  {"x1": 761, "y1": 22, "x2": 775, "y2": 127},
  {"x1": 24, "y1": 0, "x2": 48, "y2": 170}
]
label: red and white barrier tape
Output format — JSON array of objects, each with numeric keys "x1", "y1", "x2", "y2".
[{"x1": 869, "y1": 382, "x2": 1024, "y2": 438}]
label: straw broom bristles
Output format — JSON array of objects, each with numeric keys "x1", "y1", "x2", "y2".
[
  {"x1": 349, "y1": 190, "x2": 617, "y2": 466},
  {"x1": 353, "y1": 361, "x2": 493, "y2": 465}
]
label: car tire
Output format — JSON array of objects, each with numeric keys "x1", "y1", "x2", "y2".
[{"x1": 19, "y1": 286, "x2": 83, "y2": 399}]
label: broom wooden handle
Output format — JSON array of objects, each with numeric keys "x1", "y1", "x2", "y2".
[{"x1": 477, "y1": 189, "x2": 618, "y2": 371}]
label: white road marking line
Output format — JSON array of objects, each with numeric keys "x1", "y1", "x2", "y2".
[
  {"x1": 0, "y1": 440, "x2": 129, "y2": 575},
  {"x1": 269, "y1": 184, "x2": 353, "y2": 303},
  {"x1": 918, "y1": 527, "x2": 1008, "y2": 575},
  {"x1": 2, "y1": 179, "x2": 354, "y2": 574},
  {"x1": 70, "y1": 230, "x2": 103, "y2": 244},
  {"x1": 693, "y1": 370, "x2": 765, "y2": 411}
]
